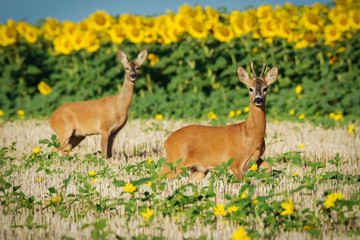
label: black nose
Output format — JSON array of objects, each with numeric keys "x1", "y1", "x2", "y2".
[
  {"x1": 130, "y1": 74, "x2": 136, "y2": 79},
  {"x1": 254, "y1": 97, "x2": 263, "y2": 104}
]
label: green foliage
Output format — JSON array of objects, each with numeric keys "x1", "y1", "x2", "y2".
[{"x1": 0, "y1": 34, "x2": 359, "y2": 123}]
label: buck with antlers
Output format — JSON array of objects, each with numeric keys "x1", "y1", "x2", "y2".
[
  {"x1": 160, "y1": 62, "x2": 278, "y2": 181},
  {"x1": 49, "y1": 49, "x2": 148, "y2": 158}
]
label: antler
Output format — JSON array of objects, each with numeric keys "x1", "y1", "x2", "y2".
[
  {"x1": 250, "y1": 61, "x2": 256, "y2": 78},
  {"x1": 259, "y1": 63, "x2": 267, "y2": 78}
]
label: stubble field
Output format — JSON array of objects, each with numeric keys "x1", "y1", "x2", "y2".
[{"x1": 0, "y1": 119, "x2": 359, "y2": 239}]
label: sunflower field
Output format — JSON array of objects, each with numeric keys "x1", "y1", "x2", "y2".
[{"x1": 0, "y1": 0, "x2": 360, "y2": 125}]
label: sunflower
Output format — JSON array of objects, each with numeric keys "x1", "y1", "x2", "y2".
[
  {"x1": 213, "y1": 23, "x2": 234, "y2": 42},
  {"x1": 126, "y1": 25, "x2": 144, "y2": 43},
  {"x1": 277, "y1": 19, "x2": 292, "y2": 39},
  {"x1": 179, "y1": 4, "x2": 198, "y2": 18},
  {"x1": 259, "y1": 19, "x2": 277, "y2": 38},
  {"x1": 16, "y1": 21, "x2": 28, "y2": 37},
  {"x1": 349, "y1": 10, "x2": 360, "y2": 29},
  {"x1": 324, "y1": 24, "x2": 341, "y2": 45},
  {"x1": 89, "y1": 11, "x2": 112, "y2": 31},
  {"x1": 188, "y1": 20, "x2": 208, "y2": 39},
  {"x1": 206, "y1": 6, "x2": 219, "y2": 22},
  {"x1": 142, "y1": 28, "x2": 158, "y2": 44},
  {"x1": 38, "y1": 81, "x2": 52, "y2": 95},
  {"x1": 71, "y1": 31, "x2": 85, "y2": 51},
  {"x1": 0, "y1": 25, "x2": 17, "y2": 45},
  {"x1": 174, "y1": 14, "x2": 188, "y2": 34},
  {"x1": 333, "y1": 13, "x2": 352, "y2": 32},
  {"x1": 256, "y1": 4, "x2": 274, "y2": 21},
  {"x1": 230, "y1": 11, "x2": 245, "y2": 37},
  {"x1": 120, "y1": 14, "x2": 140, "y2": 29},
  {"x1": 243, "y1": 10, "x2": 258, "y2": 34},
  {"x1": 54, "y1": 36, "x2": 73, "y2": 55},
  {"x1": 78, "y1": 19, "x2": 91, "y2": 31},
  {"x1": 24, "y1": 25, "x2": 38, "y2": 44},
  {"x1": 7, "y1": 19, "x2": 16, "y2": 30},
  {"x1": 108, "y1": 24, "x2": 125, "y2": 44},
  {"x1": 61, "y1": 21, "x2": 76, "y2": 37},
  {"x1": 302, "y1": 9, "x2": 324, "y2": 32},
  {"x1": 43, "y1": 18, "x2": 60, "y2": 40}
]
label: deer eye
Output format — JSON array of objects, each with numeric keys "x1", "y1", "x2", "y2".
[
  {"x1": 136, "y1": 67, "x2": 140, "y2": 70},
  {"x1": 125, "y1": 67, "x2": 130, "y2": 71},
  {"x1": 263, "y1": 87, "x2": 267, "y2": 92},
  {"x1": 249, "y1": 88, "x2": 254, "y2": 92}
]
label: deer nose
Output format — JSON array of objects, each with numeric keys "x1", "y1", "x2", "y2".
[
  {"x1": 254, "y1": 97, "x2": 263, "y2": 104},
  {"x1": 130, "y1": 73, "x2": 136, "y2": 79}
]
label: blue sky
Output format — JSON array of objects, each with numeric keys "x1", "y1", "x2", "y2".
[{"x1": 1, "y1": 0, "x2": 330, "y2": 24}]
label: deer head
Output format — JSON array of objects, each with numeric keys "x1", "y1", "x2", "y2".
[
  {"x1": 237, "y1": 62, "x2": 278, "y2": 107},
  {"x1": 117, "y1": 49, "x2": 148, "y2": 82}
]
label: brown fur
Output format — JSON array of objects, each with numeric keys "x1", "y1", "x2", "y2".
[
  {"x1": 160, "y1": 63, "x2": 278, "y2": 181},
  {"x1": 49, "y1": 49, "x2": 148, "y2": 158}
]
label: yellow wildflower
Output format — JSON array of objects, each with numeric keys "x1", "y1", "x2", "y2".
[
  {"x1": 93, "y1": 178, "x2": 98, "y2": 184},
  {"x1": 141, "y1": 207, "x2": 153, "y2": 220},
  {"x1": 38, "y1": 177, "x2": 43, "y2": 183},
  {"x1": 33, "y1": 147, "x2": 41, "y2": 154},
  {"x1": 329, "y1": 112, "x2": 335, "y2": 118},
  {"x1": 236, "y1": 110, "x2": 242, "y2": 115},
  {"x1": 240, "y1": 192, "x2": 247, "y2": 199},
  {"x1": 207, "y1": 112, "x2": 217, "y2": 120},
  {"x1": 274, "y1": 120, "x2": 279, "y2": 123},
  {"x1": 244, "y1": 107, "x2": 250, "y2": 113},
  {"x1": 123, "y1": 183, "x2": 136, "y2": 193},
  {"x1": 231, "y1": 226, "x2": 251, "y2": 240},
  {"x1": 147, "y1": 157, "x2": 153, "y2": 165},
  {"x1": 251, "y1": 199, "x2": 258, "y2": 205},
  {"x1": 280, "y1": 198, "x2": 294, "y2": 216},
  {"x1": 295, "y1": 85, "x2": 302, "y2": 94},
  {"x1": 146, "y1": 181, "x2": 152, "y2": 187},
  {"x1": 299, "y1": 143, "x2": 305, "y2": 148},
  {"x1": 155, "y1": 114, "x2": 163, "y2": 120},
  {"x1": 251, "y1": 164, "x2": 258, "y2": 171},
  {"x1": 292, "y1": 171, "x2": 300, "y2": 177},
  {"x1": 0, "y1": 109, "x2": 4, "y2": 117},
  {"x1": 289, "y1": 109, "x2": 295, "y2": 115},
  {"x1": 213, "y1": 204, "x2": 226, "y2": 216},
  {"x1": 324, "y1": 191, "x2": 344, "y2": 209},
  {"x1": 213, "y1": 83, "x2": 220, "y2": 89},
  {"x1": 17, "y1": 110, "x2": 25, "y2": 119},
  {"x1": 229, "y1": 110, "x2": 235, "y2": 118},
  {"x1": 227, "y1": 206, "x2": 239, "y2": 214},
  {"x1": 89, "y1": 171, "x2": 96, "y2": 177},
  {"x1": 298, "y1": 113, "x2": 305, "y2": 120},
  {"x1": 348, "y1": 124, "x2": 354, "y2": 133}
]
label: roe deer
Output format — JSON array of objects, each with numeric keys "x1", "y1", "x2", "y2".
[
  {"x1": 159, "y1": 62, "x2": 278, "y2": 181},
  {"x1": 49, "y1": 48, "x2": 148, "y2": 158}
]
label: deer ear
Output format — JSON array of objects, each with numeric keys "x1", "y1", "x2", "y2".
[
  {"x1": 265, "y1": 67, "x2": 278, "y2": 85},
  {"x1": 117, "y1": 49, "x2": 128, "y2": 65},
  {"x1": 135, "y1": 49, "x2": 148, "y2": 66},
  {"x1": 238, "y1": 67, "x2": 251, "y2": 85}
]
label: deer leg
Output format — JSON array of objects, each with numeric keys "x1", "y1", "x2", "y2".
[
  {"x1": 107, "y1": 129, "x2": 121, "y2": 159},
  {"x1": 257, "y1": 158, "x2": 272, "y2": 173},
  {"x1": 68, "y1": 136, "x2": 85, "y2": 150},
  {"x1": 100, "y1": 130, "x2": 111, "y2": 158},
  {"x1": 56, "y1": 128, "x2": 74, "y2": 156},
  {"x1": 231, "y1": 160, "x2": 244, "y2": 180},
  {"x1": 189, "y1": 167, "x2": 209, "y2": 184}
]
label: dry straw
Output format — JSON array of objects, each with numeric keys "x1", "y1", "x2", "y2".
[{"x1": 0, "y1": 119, "x2": 359, "y2": 239}]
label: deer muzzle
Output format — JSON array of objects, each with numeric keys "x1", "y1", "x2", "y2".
[{"x1": 254, "y1": 97, "x2": 264, "y2": 105}]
